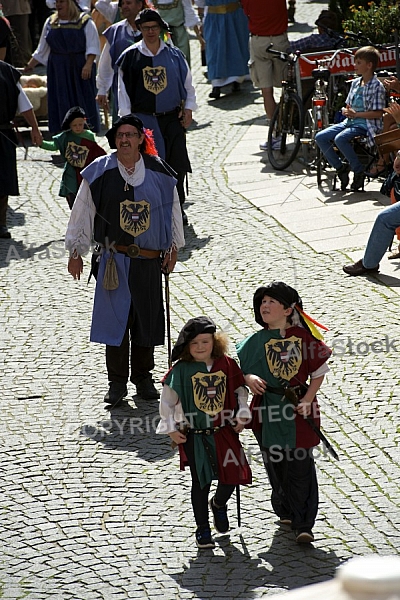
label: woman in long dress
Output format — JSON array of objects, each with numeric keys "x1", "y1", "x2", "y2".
[
  {"x1": 25, "y1": 0, "x2": 100, "y2": 133},
  {"x1": 198, "y1": 0, "x2": 249, "y2": 99}
]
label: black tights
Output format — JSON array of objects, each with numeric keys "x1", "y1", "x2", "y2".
[{"x1": 184, "y1": 432, "x2": 235, "y2": 527}]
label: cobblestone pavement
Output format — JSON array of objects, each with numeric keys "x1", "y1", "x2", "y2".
[{"x1": 1, "y1": 1, "x2": 399, "y2": 598}]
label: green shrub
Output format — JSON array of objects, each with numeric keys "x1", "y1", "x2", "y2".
[
  {"x1": 328, "y1": 0, "x2": 380, "y2": 29},
  {"x1": 342, "y1": 0, "x2": 400, "y2": 45}
]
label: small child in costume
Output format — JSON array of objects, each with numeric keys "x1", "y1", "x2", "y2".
[
  {"x1": 41, "y1": 106, "x2": 106, "y2": 209},
  {"x1": 157, "y1": 316, "x2": 252, "y2": 549},
  {"x1": 236, "y1": 282, "x2": 331, "y2": 544}
]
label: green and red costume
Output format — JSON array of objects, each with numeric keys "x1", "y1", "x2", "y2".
[
  {"x1": 164, "y1": 355, "x2": 252, "y2": 489},
  {"x1": 237, "y1": 326, "x2": 331, "y2": 449}
]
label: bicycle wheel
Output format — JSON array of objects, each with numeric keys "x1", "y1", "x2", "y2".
[
  {"x1": 267, "y1": 93, "x2": 305, "y2": 170},
  {"x1": 300, "y1": 108, "x2": 317, "y2": 167}
]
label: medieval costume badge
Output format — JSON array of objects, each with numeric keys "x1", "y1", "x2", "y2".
[
  {"x1": 120, "y1": 199, "x2": 150, "y2": 235},
  {"x1": 143, "y1": 66, "x2": 167, "y2": 95},
  {"x1": 265, "y1": 336, "x2": 302, "y2": 381},
  {"x1": 65, "y1": 141, "x2": 90, "y2": 169},
  {"x1": 192, "y1": 370, "x2": 226, "y2": 416}
]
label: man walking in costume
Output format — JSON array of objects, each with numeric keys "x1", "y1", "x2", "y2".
[
  {"x1": 65, "y1": 114, "x2": 185, "y2": 408},
  {"x1": 96, "y1": 0, "x2": 147, "y2": 122},
  {"x1": 117, "y1": 8, "x2": 197, "y2": 225}
]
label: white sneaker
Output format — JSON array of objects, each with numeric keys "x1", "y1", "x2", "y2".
[
  {"x1": 271, "y1": 136, "x2": 282, "y2": 150},
  {"x1": 259, "y1": 141, "x2": 268, "y2": 151}
]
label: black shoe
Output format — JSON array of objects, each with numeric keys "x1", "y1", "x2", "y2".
[
  {"x1": 104, "y1": 382, "x2": 128, "y2": 408},
  {"x1": 209, "y1": 86, "x2": 221, "y2": 99},
  {"x1": 295, "y1": 528, "x2": 314, "y2": 544},
  {"x1": 136, "y1": 376, "x2": 160, "y2": 399},
  {"x1": 351, "y1": 171, "x2": 365, "y2": 191},
  {"x1": 336, "y1": 165, "x2": 349, "y2": 190},
  {"x1": 195, "y1": 526, "x2": 215, "y2": 549},
  {"x1": 0, "y1": 225, "x2": 11, "y2": 239},
  {"x1": 343, "y1": 258, "x2": 379, "y2": 276},
  {"x1": 209, "y1": 496, "x2": 229, "y2": 533}
]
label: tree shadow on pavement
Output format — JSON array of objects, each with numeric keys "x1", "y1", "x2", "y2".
[
  {"x1": 206, "y1": 85, "x2": 261, "y2": 113},
  {"x1": 288, "y1": 21, "x2": 314, "y2": 34},
  {"x1": 168, "y1": 527, "x2": 340, "y2": 599},
  {"x1": 179, "y1": 221, "x2": 212, "y2": 263},
  {"x1": 80, "y1": 398, "x2": 170, "y2": 463},
  {"x1": 0, "y1": 237, "x2": 63, "y2": 269}
]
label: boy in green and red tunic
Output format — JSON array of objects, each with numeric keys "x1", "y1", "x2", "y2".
[
  {"x1": 157, "y1": 316, "x2": 252, "y2": 549},
  {"x1": 41, "y1": 106, "x2": 106, "y2": 209},
  {"x1": 236, "y1": 282, "x2": 331, "y2": 544}
]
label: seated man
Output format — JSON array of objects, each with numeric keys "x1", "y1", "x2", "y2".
[
  {"x1": 343, "y1": 150, "x2": 400, "y2": 276},
  {"x1": 315, "y1": 46, "x2": 385, "y2": 192},
  {"x1": 288, "y1": 10, "x2": 338, "y2": 53}
]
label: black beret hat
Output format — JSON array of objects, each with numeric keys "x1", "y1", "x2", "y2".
[
  {"x1": 105, "y1": 114, "x2": 145, "y2": 149},
  {"x1": 253, "y1": 282, "x2": 302, "y2": 326},
  {"x1": 135, "y1": 8, "x2": 170, "y2": 32},
  {"x1": 171, "y1": 316, "x2": 217, "y2": 362},
  {"x1": 315, "y1": 9, "x2": 338, "y2": 31},
  {"x1": 61, "y1": 106, "x2": 86, "y2": 131}
]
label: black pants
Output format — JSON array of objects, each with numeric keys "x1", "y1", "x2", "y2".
[
  {"x1": 184, "y1": 431, "x2": 235, "y2": 528},
  {"x1": 157, "y1": 113, "x2": 191, "y2": 205},
  {"x1": 0, "y1": 195, "x2": 8, "y2": 227},
  {"x1": 254, "y1": 431, "x2": 318, "y2": 530},
  {"x1": 106, "y1": 310, "x2": 155, "y2": 385}
]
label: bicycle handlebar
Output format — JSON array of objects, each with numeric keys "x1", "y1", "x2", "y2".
[
  {"x1": 265, "y1": 43, "x2": 300, "y2": 63},
  {"x1": 300, "y1": 47, "x2": 353, "y2": 67}
]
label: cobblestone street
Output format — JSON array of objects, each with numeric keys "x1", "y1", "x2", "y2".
[{"x1": 1, "y1": 1, "x2": 399, "y2": 598}]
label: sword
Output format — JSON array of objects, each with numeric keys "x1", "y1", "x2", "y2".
[
  {"x1": 236, "y1": 485, "x2": 241, "y2": 527},
  {"x1": 282, "y1": 385, "x2": 339, "y2": 461},
  {"x1": 163, "y1": 270, "x2": 172, "y2": 369},
  {"x1": 304, "y1": 414, "x2": 339, "y2": 460}
]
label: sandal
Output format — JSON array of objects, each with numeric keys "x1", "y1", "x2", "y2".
[{"x1": 365, "y1": 162, "x2": 387, "y2": 178}]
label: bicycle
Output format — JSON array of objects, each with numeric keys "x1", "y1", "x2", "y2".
[
  {"x1": 300, "y1": 48, "x2": 353, "y2": 184},
  {"x1": 266, "y1": 45, "x2": 305, "y2": 170}
]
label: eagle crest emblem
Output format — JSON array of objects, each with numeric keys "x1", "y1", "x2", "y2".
[
  {"x1": 65, "y1": 141, "x2": 89, "y2": 169},
  {"x1": 143, "y1": 65, "x2": 167, "y2": 95},
  {"x1": 120, "y1": 199, "x2": 150, "y2": 235},
  {"x1": 265, "y1": 336, "x2": 302, "y2": 381},
  {"x1": 192, "y1": 370, "x2": 226, "y2": 416}
]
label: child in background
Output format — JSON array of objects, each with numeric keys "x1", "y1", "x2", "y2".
[
  {"x1": 315, "y1": 46, "x2": 385, "y2": 192},
  {"x1": 41, "y1": 106, "x2": 106, "y2": 209},
  {"x1": 157, "y1": 316, "x2": 252, "y2": 549},
  {"x1": 236, "y1": 282, "x2": 331, "y2": 544}
]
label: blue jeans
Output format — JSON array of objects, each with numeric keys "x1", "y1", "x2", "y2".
[
  {"x1": 363, "y1": 202, "x2": 400, "y2": 268},
  {"x1": 315, "y1": 122, "x2": 367, "y2": 173}
]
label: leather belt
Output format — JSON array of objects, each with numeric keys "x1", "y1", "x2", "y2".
[
  {"x1": 140, "y1": 107, "x2": 180, "y2": 117},
  {"x1": 114, "y1": 244, "x2": 161, "y2": 259},
  {"x1": 207, "y1": 2, "x2": 239, "y2": 14},
  {"x1": 267, "y1": 384, "x2": 306, "y2": 398},
  {"x1": 192, "y1": 426, "x2": 222, "y2": 435}
]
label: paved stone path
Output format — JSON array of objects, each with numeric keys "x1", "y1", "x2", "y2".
[{"x1": 1, "y1": 1, "x2": 399, "y2": 598}]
